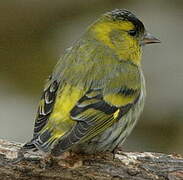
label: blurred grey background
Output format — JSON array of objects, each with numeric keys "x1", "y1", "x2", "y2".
[{"x1": 0, "y1": 0, "x2": 183, "y2": 154}]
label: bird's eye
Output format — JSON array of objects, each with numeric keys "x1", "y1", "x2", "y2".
[{"x1": 128, "y1": 30, "x2": 137, "y2": 36}]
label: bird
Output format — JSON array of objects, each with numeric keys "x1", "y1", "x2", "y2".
[{"x1": 24, "y1": 9, "x2": 160, "y2": 156}]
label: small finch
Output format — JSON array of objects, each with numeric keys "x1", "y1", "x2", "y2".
[{"x1": 24, "y1": 9, "x2": 160, "y2": 156}]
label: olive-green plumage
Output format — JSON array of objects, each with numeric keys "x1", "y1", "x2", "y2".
[{"x1": 24, "y1": 9, "x2": 160, "y2": 155}]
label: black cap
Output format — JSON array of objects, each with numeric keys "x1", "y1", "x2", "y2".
[{"x1": 109, "y1": 9, "x2": 145, "y2": 34}]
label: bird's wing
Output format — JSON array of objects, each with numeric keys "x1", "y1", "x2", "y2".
[
  {"x1": 33, "y1": 79, "x2": 59, "y2": 138},
  {"x1": 51, "y1": 80, "x2": 140, "y2": 155},
  {"x1": 23, "y1": 76, "x2": 59, "y2": 150}
]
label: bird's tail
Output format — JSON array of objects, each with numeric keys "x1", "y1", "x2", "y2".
[{"x1": 23, "y1": 140, "x2": 38, "y2": 151}]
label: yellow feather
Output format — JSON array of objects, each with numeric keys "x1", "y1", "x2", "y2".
[
  {"x1": 43, "y1": 84, "x2": 84, "y2": 140},
  {"x1": 113, "y1": 109, "x2": 120, "y2": 119},
  {"x1": 51, "y1": 84, "x2": 83, "y2": 120},
  {"x1": 104, "y1": 94, "x2": 135, "y2": 107}
]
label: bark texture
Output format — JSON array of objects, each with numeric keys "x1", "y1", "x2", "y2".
[{"x1": 0, "y1": 139, "x2": 183, "y2": 180}]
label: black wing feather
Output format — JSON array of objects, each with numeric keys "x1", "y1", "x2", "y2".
[{"x1": 23, "y1": 80, "x2": 59, "y2": 150}]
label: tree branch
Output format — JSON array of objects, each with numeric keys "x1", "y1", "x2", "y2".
[{"x1": 0, "y1": 139, "x2": 183, "y2": 180}]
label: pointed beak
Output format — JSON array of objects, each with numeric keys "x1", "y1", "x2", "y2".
[{"x1": 142, "y1": 32, "x2": 161, "y2": 45}]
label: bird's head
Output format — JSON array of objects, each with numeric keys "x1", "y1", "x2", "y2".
[{"x1": 89, "y1": 9, "x2": 160, "y2": 65}]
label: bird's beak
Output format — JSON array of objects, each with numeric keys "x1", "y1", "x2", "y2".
[{"x1": 141, "y1": 32, "x2": 161, "y2": 45}]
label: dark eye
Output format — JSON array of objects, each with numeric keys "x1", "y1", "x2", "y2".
[{"x1": 128, "y1": 30, "x2": 137, "y2": 36}]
